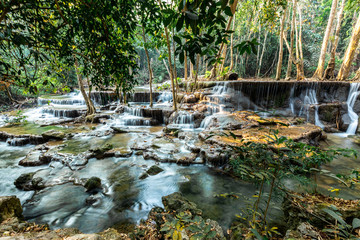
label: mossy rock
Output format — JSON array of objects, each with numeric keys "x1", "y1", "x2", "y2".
[
  {"x1": 84, "y1": 177, "x2": 102, "y2": 193},
  {"x1": 146, "y1": 165, "x2": 164, "y2": 176},
  {"x1": 162, "y1": 192, "x2": 202, "y2": 216},
  {"x1": 0, "y1": 196, "x2": 23, "y2": 222}
]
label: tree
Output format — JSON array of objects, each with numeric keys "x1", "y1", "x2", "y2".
[
  {"x1": 323, "y1": 0, "x2": 347, "y2": 80},
  {"x1": 313, "y1": 0, "x2": 338, "y2": 79},
  {"x1": 337, "y1": 13, "x2": 360, "y2": 81},
  {"x1": 276, "y1": 7, "x2": 287, "y2": 80}
]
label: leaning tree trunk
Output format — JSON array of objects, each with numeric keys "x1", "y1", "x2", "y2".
[
  {"x1": 323, "y1": 0, "x2": 346, "y2": 80},
  {"x1": 286, "y1": 3, "x2": 295, "y2": 80},
  {"x1": 353, "y1": 67, "x2": 360, "y2": 80},
  {"x1": 313, "y1": 0, "x2": 338, "y2": 79},
  {"x1": 219, "y1": 44, "x2": 228, "y2": 75},
  {"x1": 157, "y1": 0, "x2": 177, "y2": 110},
  {"x1": 3, "y1": 83, "x2": 19, "y2": 104},
  {"x1": 74, "y1": 56, "x2": 96, "y2": 116},
  {"x1": 276, "y1": 7, "x2": 287, "y2": 80},
  {"x1": 142, "y1": 26, "x2": 154, "y2": 108},
  {"x1": 337, "y1": 13, "x2": 360, "y2": 81}
]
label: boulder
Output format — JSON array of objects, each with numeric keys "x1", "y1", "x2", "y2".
[
  {"x1": 19, "y1": 150, "x2": 51, "y2": 167},
  {"x1": 183, "y1": 94, "x2": 198, "y2": 104},
  {"x1": 84, "y1": 177, "x2": 102, "y2": 193},
  {"x1": 146, "y1": 165, "x2": 164, "y2": 176},
  {"x1": 41, "y1": 130, "x2": 66, "y2": 140},
  {"x1": 0, "y1": 196, "x2": 23, "y2": 222},
  {"x1": 14, "y1": 173, "x2": 45, "y2": 191},
  {"x1": 114, "y1": 105, "x2": 126, "y2": 114},
  {"x1": 162, "y1": 192, "x2": 202, "y2": 216}
]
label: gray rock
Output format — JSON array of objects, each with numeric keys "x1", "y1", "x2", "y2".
[
  {"x1": 162, "y1": 192, "x2": 202, "y2": 216},
  {"x1": 146, "y1": 165, "x2": 164, "y2": 176},
  {"x1": 84, "y1": 177, "x2": 102, "y2": 193}
]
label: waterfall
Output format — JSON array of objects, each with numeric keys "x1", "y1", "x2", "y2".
[
  {"x1": 289, "y1": 84, "x2": 324, "y2": 129},
  {"x1": 303, "y1": 89, "x2": 324, "y2": 129},
  {"x1": 345, "y1": 83, "x2": 360, "y2": 135},
  {"x1": 157, "y1": 92, "x2": 173, "y2": 103}
]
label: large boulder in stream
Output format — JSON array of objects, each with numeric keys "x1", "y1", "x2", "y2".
[
  {"x1": 14, "y1": 173, "x2": 45, "y2": 191},
  {"x1": 0, "y1": 196, "x2": 23, "y2": 222},
  {"x1": 19, "y1": 145, "x2": 51, "y2": 166}
]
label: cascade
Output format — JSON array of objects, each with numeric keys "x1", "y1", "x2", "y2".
[
  {"x1": 289, "y1": 84, "x2": 324, "y2": 128},
  {"x1": 157, "y1": 92, "x2": 173, "y2": 103},
  {"x1": 345, "y1": 83, "x2": 360, "y2": 135}
]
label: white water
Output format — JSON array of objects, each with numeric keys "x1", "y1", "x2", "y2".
[{"x1": 345, "y1": 83, "x2": 360, "y2": 135}]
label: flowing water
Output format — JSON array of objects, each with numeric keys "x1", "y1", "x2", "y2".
[
  {"x1": 1, "y1": 82, "x2": 360, "y2": 234},
  {"x1": 346, "y1": 83, "x2": 360, "y2": 135}
]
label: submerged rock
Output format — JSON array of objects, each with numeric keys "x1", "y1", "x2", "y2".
[
  {"x1": 146, "y1": 165, "x2": 164, "y2": 176},
  {"x1": 84, "y1": 177, "x2": 102, "y2": 193},
  {"x1": 0, "y1": 196, "x2": 23, "y2": 222}
]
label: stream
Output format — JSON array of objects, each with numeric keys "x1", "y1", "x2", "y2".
[{"x1": 1, "y1": 82, "x2": 360, "y2": 233}]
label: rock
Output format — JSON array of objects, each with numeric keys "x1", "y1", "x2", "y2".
[
  {"x1": 41, "y1": 130, "x2": 66, "y2": 140},
  {"x1": 84, "y1": 177, "x2": 102, "y2": 193},
  {"x1": 183, "y1": 94, "x2": 198, "y2": 104},
  {"x1": 19, "y1": 150, "x2": 51, "y2": 167},
  {"x1": 14, "y1": 173, "x2": 45, "y2": 191},
  {"x1": 146, "y1": 165, "x2": 164, "y2": 176},
  {"x1": 86, "y1": 114, "x2": 111, "y2": 124},
  {"x1": 64, "y1": 234, "x2": 101, "y2": 240},
  {"x1": 0, "y1": 196, "x2": 23, "y2": 222},
  {"x1": 162, "y1": 192, "x2": 202, "y2": 216},
  {"x1": 226, "y1": 72, "x2": 238, "y2": 80},
  {"x1": 89, "y1": 143, "x2": 113, "y2": 159},
  {"x1": 206, "y1": 219, "x2": 225, "y2": 239},
  {"x1": 139, "y1": 173, "x2": 149, "y2": 180},
  {"x1": 114, "y1": 105, "x2": 126, "y2": 114},
  {"x1": 111, "y1": 127, "x2": 129, "y2": 133}
]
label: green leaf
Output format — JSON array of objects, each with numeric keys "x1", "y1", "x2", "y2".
[
  {"x1": 187, "y1": 224, "x2": 202, "y2": 233},
  {"x1": 224, "y1": 6, "x2": 233, "y2": 16},
  {"x1": 352, "y1": 218, "x2": 360, "y2": 229},
  {"x1": 250, "y1": 228, "x2": 264, "y2": 239},
  {"x1": 322, "y1": 208, "x2": 347, "y2": 226}
]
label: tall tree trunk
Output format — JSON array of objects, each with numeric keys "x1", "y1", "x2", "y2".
[
  {"x1": 354, "y1": 67, "x2": 360, "y2": 80},
  {"x1": 74, "y1": 56, "x2": 96, "y2": 116},
  {"x1": 172, "y1": 28, "x2": 179, "y2": 93},
  {"x1": 184, "y1": 52, "x2": 188, "y2": 81},
  {"x1": 337, "y1": 13, "x2": 360, "y2": 81},
  {"x1": 142, "y1": 26, "x2": 154, "y2": 108},
  {"x1": 276, "y1": 8, "x2": 287, "y2": 80},
  {"x1": 257, "y1": 31, "x2": 269, "y2": 78},
  {"x1": 209, "y1": 0, "x2": 238, "y2": 79},
  {"x1": 156, "y1": 48, "x2": 171, "y2": 78},
  {"x1": 192, "y1": 54, "x2": 200, "y2": 92},
  {"x1": 313, "y1": 0, "x2": 338, "y2": 79},
  {"x1": 190, "y1": 61, "x2": 194, "y2": 79},
  {"x1": 229, "y1": 17, "x2": 236, "y2": 71},
  {"x1": 157, "y1": 0, "x2": 177, "y2": 110},
  {"x1": 286, "y1": 3, "x2": 295, "y2": 80},
  {"x1": 324, "y1": 0, "x2": 346, "y2": 79},
  {"x1": 219, "y1": 44, "x2": 228, "y2": 75},
  {"x1": 294, "y1": 0, "x2": 305, "y2": 81},
  {"x1": 298, "y1": 3, "x2": 305, "y2": 77}
]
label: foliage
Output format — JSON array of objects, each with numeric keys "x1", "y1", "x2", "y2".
[
  {"x1": 160, "y1": 211, "x2": 220, "y2": 240},
  {"x1": 322, "y1": 205, "x2": 360, "y2": 239},
  {"x1": 225, "y1": 129, "x2": 356, "y2": 237}
]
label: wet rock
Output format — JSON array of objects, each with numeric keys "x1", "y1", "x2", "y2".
[
  {"x1": 139, "y1": 172, "x2": 149, "y2": 180},
  {"x1": 41, "y1": 130, "x2": 66, "y2": 140},
  {"x1": 84, "y1": 177, "x2": 102, "y2": 193},
  {"x1": 89, "y1": 143, "x2": 113, "y2": 159},
  {"x1": 85, "y1": 193, "x2": 102, "y2": 206},
  {"x1": 85, "y1": 114, "x2": 111, "y2": 124},
  {"x1": 0, "y1": 196, "x2": 23, "y2": 222},
  {"x1": 146, "y1": 165, "x2": 164, "y2": 176},
  {"x1": 111, "y1": 127, "x2": 129, "y2": 133},
  {"x1": 0, "y1": 131, "x2": 46, "y2": 145},
  {"x1": 19, "y1": 150, "x2": 50, "y2": 167},
  {"x1": 143, "y1": 108, "x2": 165, "y2": 124},
  {"x1": 14, "y1": 173, "x2": 45, "y2": 191},
  {"x1": 183, "y1": 94, "x2": 198, "y2": 104},
  {"x1": 114, "y1": 104, "x2": 126, "y2": 114},
  {"x1": 162, "y1": 192, "x2": 202, "y2": 216}
]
